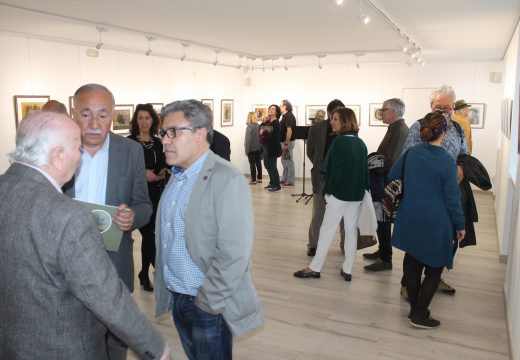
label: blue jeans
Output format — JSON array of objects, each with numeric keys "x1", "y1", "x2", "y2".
[
  {"x1": 172, "y1": 292, "x2": 232, "y2": 360},
  {"x1": 281, "y1": 141, "x2": 295, "y2": 184}
]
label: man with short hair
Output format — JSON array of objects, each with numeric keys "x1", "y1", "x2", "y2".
[
  {"x1": 0, "y1": 111, "x2": 168, "y2": 360},
  {"x1": 63, "y1": 83, "x2": 153, "y2": 360},
  {"x1": 155, "y1": 100, "x2": 263, "y2": 359},
  {"x1": 401, "y1": 84, "x2": 468, "y2": 297},
  {"x1": 363, "y1": 98, "x2": 409, "y2": 271},
  {"x1": 280, "y1": 99, "x2": 296, "y2": 187},
  {"x1": 306, "y1": 99, "x2": 346, "y2": 256},
  {"x1": 452, "y1": 99, "x2": 473, "y2": 154},
  {"x1": 42, "y1": 99, "x2": 68, "y2": 114}
]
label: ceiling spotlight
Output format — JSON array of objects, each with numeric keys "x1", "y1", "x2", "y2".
[
  {"x1": 213, "y1": 50, "x2": 220, "y2": 66},
  {"x1": 180, "y1": 42, "x2": 189, "y2": 61},
  {"x1": 362, "y1": 15, "x2": 370, "y2": 24},
  {"x1": 317, "y1": 54, "x2": 326, "y2": 70},
  {"x1": 237, "y1": 54, "x2": 244, "y2": 69},
  {"x1": 283, "y1": 56, "x2": 292, "y2": 71},
  {"x1": 271, "y1": 59, "x2": 275, "y2": 71},
  {"x1": 359, "y1": 0, "x2": 370, "y2": 24},
  {"x1": 336, "y1": 0, "x2": 344, "y2": 4},
  {"x1": 95, "y1": 26, "x2": 108, "y2": 50},
  {"x1": 145, "y1": 36, "x2": 155, "y2": 56}
]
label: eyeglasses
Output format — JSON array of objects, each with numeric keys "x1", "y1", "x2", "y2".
[
  {"x1": 381, "y1": 108, "x2": 391, "y2": 112},
  {"x1": 159, "y1": 126, "x2": 196, "y2": 139}
]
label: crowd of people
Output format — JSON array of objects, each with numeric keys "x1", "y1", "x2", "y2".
[{"x1": 0, "y1": 83, "x2": 490, "y2": 359}]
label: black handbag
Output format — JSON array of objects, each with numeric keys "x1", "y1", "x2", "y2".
[{"x1": 381, "y1": 150, "x2": 409, "y2": 222}]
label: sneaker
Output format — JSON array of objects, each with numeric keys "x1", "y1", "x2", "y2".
[
  {"x1": 257, "y1": 179, "x2": 262, "y2": 183},
  {"x1": 249, "y1": 180, "x2": 257, "y2": 185},
  {"x1": 409, "y1": 310, "x2": 440, "y2": 329},
  {"x1": 437, "y1": 278, "x2": 456, "y2": 295},
  {"x1": 364, "y1": 259, "x2": 392, "y2": 272},
  {"x1": 400, "y1": 286, "x2": 409, "y2": 301},
  {"x1": 307, "y1": 247, "x2": 316, "y2": 256},
  {"x1": 282, "y1": 182, "x2": 294, "y2": 187},
  {"x1": 264, "y1": 184, "x2": 274, "y2": 189},
  {"x1": 267, "y1": 186, "x2": 281, "y2": 192},
  {"x1": 363, "y1": 250, "x2": 380, "y2": 259}
]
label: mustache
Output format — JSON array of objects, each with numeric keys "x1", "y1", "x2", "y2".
[{"x1": 84, "y1": 129, "x2": 103, "y2": 135}]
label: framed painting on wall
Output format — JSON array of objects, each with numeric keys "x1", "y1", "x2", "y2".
[
  {"x1": 221, "y1": 99, "x2": 234, "y2": 127},
  {"x1": 468, "y1": 103, "x2": 485, "y2": 129},
  {"x1": 346, "y1": 105, "x2": 361, "y2": 125},
  {"x1": 112, "y1": 104, "x2": 134, "y2": 134},
  {"x1": 369, "y1": 103, "x2": 385, "y2": 127},
  {"x1": 13, "y1": 95, "x2": 50, "y2": 128},
  {"x1": 201, "y1": 99, "x2": 214, "y2": 112},
  {"x1": 305, "y1": 105, "x2": 326, "y2": 125},
  {"x1": 149, "y1": 103, "x2": 163, "y2": 116},
  {"x1": 251, "y1": 104, "x2": 269, "y2": 121}
]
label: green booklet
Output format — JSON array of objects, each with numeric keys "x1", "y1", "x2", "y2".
[{"x1": 74, "y1": 199, "x2": 123, "y2": 252}]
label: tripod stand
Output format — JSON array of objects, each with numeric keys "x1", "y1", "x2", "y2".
[{"x1": 290, "y1": 126, "x2": 312, "y2": 204}]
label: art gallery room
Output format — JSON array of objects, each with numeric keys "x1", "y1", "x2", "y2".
[{"x1": 1, "y1": 0, "x2": 520, "y2": 359}]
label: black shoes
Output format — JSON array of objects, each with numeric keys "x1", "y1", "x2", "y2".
[
  {"x1": 293, "y1": 269, "x2": 321, "y2": 278},
  {"x1": 307, "y1": 247, "x2": 316, "y2": 256},
  {"x1": 409, "y1": 309, "x2": 440, "y2": 329},
  {"x1": 138, "y1": 271, "x2": 153, "y2": 292},
  {"x1": 364, "y1": 259, "x2": 392, "y2": 272},
  {"x1": 340, "y1": 269, "x2": 352, "y2": 282},
  {"x1": 362, "y1": 250, "x2": 380, "y2": 259}
]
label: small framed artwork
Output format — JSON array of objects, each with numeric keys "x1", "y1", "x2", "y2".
[
  {"x1": 150, "y1": 103, "x2": 163, "y2": 116},
  {"x1": 346, "y1": 105, "x2": 361, "y2": 125},
  {"x1": 221, "y1": 99, "x2": 233, "y2": 127},
  {"x1": 68, "y1": 96, "x2": 74, "y2": 116},
  {"x1": 369, "y1": 103, "x2": 385, "y2": 127},
  {"x1": 201, "y1": 99, "x2": 214, "y2": 112},
  {"x1": 112, "y1": 104, "x2": 134, "y2": 134},
  {"x1": 468, "y1": 103, "x2": 485, "y2": 129},
  {"x1": 305, "y1": 105, "x2": 327, "y2": 125},
  {"x1": 252, "y1": 104, "x2": 270, "y2": 121},
  {"x1": 13, "y1": 95, "x2": 50, "y2": 128}
]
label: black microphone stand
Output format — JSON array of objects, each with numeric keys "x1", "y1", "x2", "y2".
[{"x1": 291, "y1": 126, "x2": 312, "y2": 204}]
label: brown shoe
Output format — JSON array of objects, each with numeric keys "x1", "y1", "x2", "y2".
[
  {"x1": 293, "y1": 269, "x2": 320, "y2": 279},
  {"x1": 437, "y1": 278, "x2": 456, "y2": 295},
  {"x1": 400, "y1": 286, "x2": 409, "y2": 301}
]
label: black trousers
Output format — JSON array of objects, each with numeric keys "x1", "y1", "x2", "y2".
[
  {"x1": 376, "y1": 221, "x2": 392, "y2": 262},
  {"x1": 247, "y1": 150, "x2": 263, "y2": 181},
  {"x1": 403, "y1": 253, "x2": 443, "y2": 311},
  {"x1": 139, "y1": 182, "x2": 162, "y2": 275},
  {"x1": 264, "y1": 157, "x2": 280, "y2": 187}
]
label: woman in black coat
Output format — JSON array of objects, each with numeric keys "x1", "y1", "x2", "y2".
[{"x1": 259, "y1": 104, "x2": 282, "y2": 192}]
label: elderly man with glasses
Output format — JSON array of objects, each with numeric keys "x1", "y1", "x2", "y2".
[
  {"x1": 155, "y1": 99, "x2": 263, "y2": 360},
  {"x1": 399, "y1": 84, "x2": 469, "y2": 299}
]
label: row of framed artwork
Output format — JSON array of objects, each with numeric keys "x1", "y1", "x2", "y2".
[
  {"x1": 13, "y1": 96, "x2": 236, "y2": 133},
  {"x1": 252, "y1": 103, "x2": 486, "y2": 128}
]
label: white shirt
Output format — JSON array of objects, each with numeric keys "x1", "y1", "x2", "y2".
[{"x1": 75, "y1": 135, "x2": 110, "y2": 204}]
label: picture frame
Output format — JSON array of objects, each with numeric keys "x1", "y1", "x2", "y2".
[
  {"x1": 346, "y1": 105, "x2": 361, "y2": 125},
  {"x1": 251, "y1": 104, "x2": 270, "y2": 122},
  {"x1": 68, "y1": 96, "x2": 74, "y2": 116},
  {"x1": 369, "y1": 103, "x2": 385, "y2": 127},
  {"x1": 305, "y1": 105, "x2": 327, "y2": 125},
  {"x1": 149, "y1": 103, "x2": 163, "y2": 116},
  {"x1": 201, "y1": 99, "x2": 214, "y2": 112},
  {"x1": 221, "y1": 99, "x2": 233, "y2": 127},
  {"x1": 13, "y1": 95, "x2": 50, "y2": 128},
  {"x1": 112, "y1": 104, "x2": 134, "y2": 134},
  {"x1": 468, "y1": 103, "x2": 485, "y2": 129}
]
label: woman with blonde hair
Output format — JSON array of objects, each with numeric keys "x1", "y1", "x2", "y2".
[{"x1": 244, "y1": 111, "x2": 263, "y2": 184}]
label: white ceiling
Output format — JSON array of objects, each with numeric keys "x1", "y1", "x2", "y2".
[{"x1": 0, "y1": 0, "x2": 519, "y2": 68}]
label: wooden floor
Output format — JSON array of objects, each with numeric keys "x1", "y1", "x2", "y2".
[{"x1": 129, "y1": 179, "x2": 510, "y2": 360}]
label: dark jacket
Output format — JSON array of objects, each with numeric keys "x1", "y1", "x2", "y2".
[
  {"x1": 457, "y1": 154, "x2": 492, "y2": 248},
  {"x1": 210, "y1": 129, "x2": 231, "y2": 161},
  {"x1": 259, "y1": 119, "x2": 282, "y2": 159}
]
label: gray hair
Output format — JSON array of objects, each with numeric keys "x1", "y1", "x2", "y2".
[
  {"x1": 161, "y1": 99, "x2": 213, "y2": 144},
  {"x1": 430, "y1": 84, "x2": 456, "y2": 104},
  {"x1": 9, "y1": 111, "x2": 74, "y2": 166},
  {"x1": 385, "y1": 98, "x2": 405, "y2": 118},
  {"x1": 73, "y1": 83, "x2": 115, "y2": 110}
]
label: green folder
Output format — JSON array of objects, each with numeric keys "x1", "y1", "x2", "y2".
[{"x1": 74, "y1": 199, "x2": 123, "y2": 252}]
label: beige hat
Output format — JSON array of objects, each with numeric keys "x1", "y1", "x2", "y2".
[{"x1": 454, "y1": 99, "x2": 471, "y2": 111}]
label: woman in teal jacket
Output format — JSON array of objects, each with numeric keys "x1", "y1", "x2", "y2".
[
  {"x1": 294, "y1": 107, "x2": 369, "y2": 282},
  {"x1": 390, "y1": 111, "x2": 465, "y2": 329}
]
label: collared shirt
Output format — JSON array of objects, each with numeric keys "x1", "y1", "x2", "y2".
[
  {"x1": 75, "y1": 135, "x2": 110, "y2": 204},
  {"x1": 17, "y1": 162, "x2": 62, "y2": 193},
  {"x1": 160, "y1": 151, "x2": 209, "y2": 296},
  {"x1": 402, "y1": 119, "x2": 468, "y2": 160}
]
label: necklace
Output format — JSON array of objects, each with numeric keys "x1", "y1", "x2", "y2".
[{"x1": 137, "y1": 134, "x2": 154, "y2": 150}]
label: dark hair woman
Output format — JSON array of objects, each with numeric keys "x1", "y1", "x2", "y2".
[
  {"x1": 127, "y1": 103, "x2": 167, "y2": 292},
  {"x1": 390, "y1": 111, "x2": 465, "y2": 328},
  {"x1": 259, "y1": 105, "x2": 282, "y2": 192}
]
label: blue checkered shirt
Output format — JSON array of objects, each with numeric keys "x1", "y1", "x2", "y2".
[
  {"x1": 402, "y1": 119, "x2": 468, "y2": 160},
  {"x1": 160, "y1": 151, "x2": 209, "y2": 296}
]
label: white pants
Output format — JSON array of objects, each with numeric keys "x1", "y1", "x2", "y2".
[{"x1": 309, "y1": 194, "x2": 362, "y2": 274}]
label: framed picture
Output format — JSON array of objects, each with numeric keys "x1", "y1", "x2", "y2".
[
  {"x1": 468, "y1": 103, "x2": 485, "y2": 129},
  {"x1": 112, "y1": 104, "x2": 134, "y2": 134},
  {"x1": 68, "y1": 96, "x2": 74, "y2": 116},
  {"x1": 201, "y1": 99, "x2": 214, "y2": 112},
  {"x1": 305, "y1": 105, "x2": 327, "y2": 125},
  {"x1": 369, "y1": 103, "x2": 385, "y2": 127},
  {"x1": 346, "y1": 105, "x2": 361, "y2": 125},
  {"x1": 251, "y1": 104, "x2": 270, "y2": 121},
  {"x1": 149, "y1": 103, "x2": 163, "y2": 116},
  {"x1": 13, "y1": 95, "x2": 50, "y2": 128},
  {"x1": 221, "y1": 99, "x2": 233, "y2": 127}
]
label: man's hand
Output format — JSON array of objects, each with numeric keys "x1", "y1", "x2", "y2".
[
  {"x1": 456, "y1": 229, "x2": 466, "y2": 241},
  {"x1": 113, "y1": 204, "x2": 134, "y2": 232},
  {"x1": 457, "y1": 165, "x2": 464, "y2": 183}
]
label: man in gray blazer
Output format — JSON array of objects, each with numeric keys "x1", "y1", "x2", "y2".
[
  {"x1": 306, "y1": 99, "x2": 346, "y2": 256},
  {"x1": 0, "y1": 111, "x2": 168, "y2": 360},
  {"x1": 63, "y1": 84, "x2": 153, "y2": 359},
  {"x1": 155, "y1": 100, "x2": 263, "y2": 359}
]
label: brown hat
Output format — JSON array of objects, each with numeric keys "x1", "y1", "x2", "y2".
[{"x1": 454, "y1": 99, "x2": 471, "y2": 111}]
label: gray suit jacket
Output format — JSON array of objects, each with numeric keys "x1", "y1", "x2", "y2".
[
  {"x1": 63, "y1": 132, "x2": 152, "y2": 292},
  {"x1": 306, "y1": 119, "x2": 329, "y2": 194},
  {"x1": 0, "y1": 163, "x2": 163, "y2": 359},
  {"x1": 154, "y1": 151, "x2": 264, "y2": 336}
]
